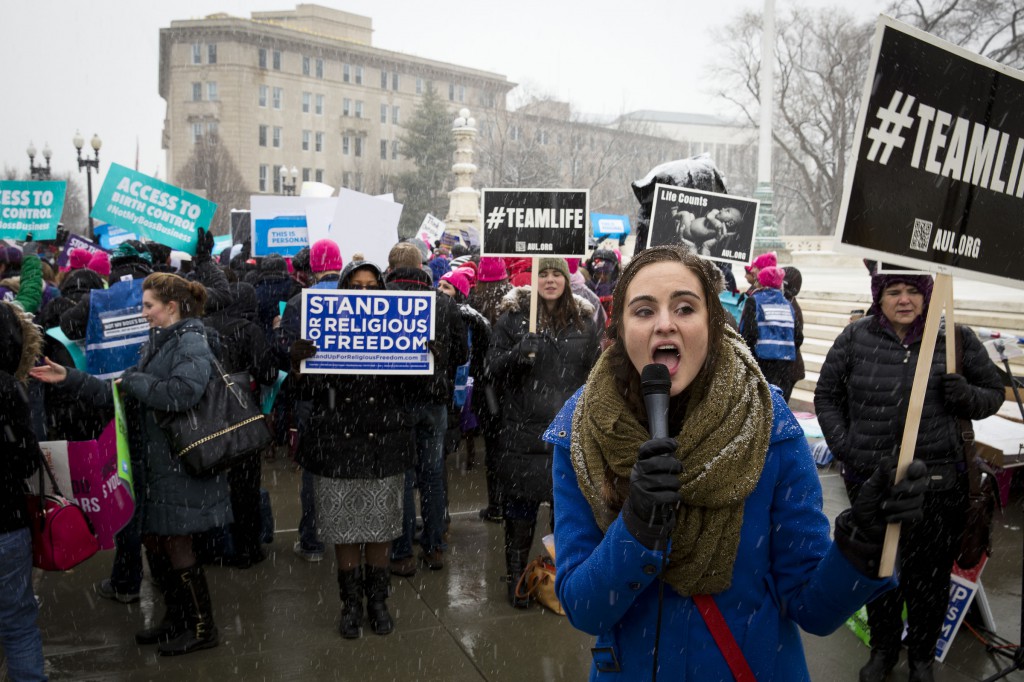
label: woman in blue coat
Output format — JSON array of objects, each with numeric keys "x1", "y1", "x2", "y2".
[{"x1": 547, "y1": 246, "x2": 927, "y2": 680}]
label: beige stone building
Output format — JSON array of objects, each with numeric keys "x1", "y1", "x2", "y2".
[{"x1": 159, "y1": 4, "x2": 514, "y2": 197}]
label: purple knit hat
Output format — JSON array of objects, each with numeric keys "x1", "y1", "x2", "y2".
[{"x1": 868, "y1": 273, "x2": 934, "y2": 343}]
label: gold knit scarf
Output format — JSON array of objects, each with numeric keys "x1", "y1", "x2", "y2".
[{"x1": 570, "y1": 326, "x2": 773, "y2": 596}]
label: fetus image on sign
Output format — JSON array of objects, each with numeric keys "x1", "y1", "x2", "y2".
[{"x1": 674, "y1": 206, "x2": 744, "y2": 257}]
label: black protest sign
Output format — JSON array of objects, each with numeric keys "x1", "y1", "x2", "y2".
[
  {"x1": 481, "y1": 189, "x2": 589, "y2": 258},
  {"x1": 647, "y1": 183, "x2": 759, "y2": 266},
  {"x1": 836, "y1": 17, "x2": 1024, "y2": 289}
]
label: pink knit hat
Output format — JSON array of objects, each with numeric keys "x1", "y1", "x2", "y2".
[
  {"x1": 476, "y1": 257, "x2": 508, "y2": 283},
  {"x1": 87, "y1": 251, "x2": 111, "y2": 277},
  {"x1": 440, "y1": 271, "x2": 470, "y2": 298},
  {"x1": 310, "y1": 239, "x2": 343, "y2": 273},
  {"x1": 745, "y1": 251, "x2": 778, "y2": 273},
  {"x1": 455, "y1": 266, "x2": 477, "y2": 285},
  {"x1": 69, "y1": 248, "x2": 93, "y2": 270},
  {"x1": 757, "y1": 266, "x2": 785, "y2": 289}
]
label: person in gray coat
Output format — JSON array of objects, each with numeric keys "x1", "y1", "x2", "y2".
[{"x1": 31, "y1": 272, "x2": 231, "y2": 657}]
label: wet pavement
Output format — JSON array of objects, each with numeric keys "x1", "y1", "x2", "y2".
[{"x1": 18, "y1": 446, "x2": 1024, "y2": 681}]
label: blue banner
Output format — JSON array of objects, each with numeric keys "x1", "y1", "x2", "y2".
[
  {"x1": 300, "y1": 290, "x2": 435, "y2": 375},
  {"x1": 0, "y1": 180, "x2": 66, "y2": 240},
  {"x1": 253, "y1": 214, "x2": 308, "y2": 257},
  {"x1": 591, "y1": 212, "x2": 631, "y2": 238},
  {"x1": 85, "y1": 279, "x2": 148, "y2": 379},
  {"x1": 93, "y1": 223, "x2": 140, "y2": 250}
]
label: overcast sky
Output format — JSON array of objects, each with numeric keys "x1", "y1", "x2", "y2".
[{"x1": 2, "y1": 0, "x2": 885, "y2": 186}]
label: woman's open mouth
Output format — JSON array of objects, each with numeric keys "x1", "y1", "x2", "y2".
[{"x1": 651, "y1": 343, "x2": 681, "y2": 374}]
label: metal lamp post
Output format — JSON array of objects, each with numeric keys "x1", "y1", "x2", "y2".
[
  {"x1": 74, "y1": 130, "x2": 102, "y2": 239},
  {"x1": 27, "y1": 142, "x2": 52, "y2": 180},
  {"x1": 280, "y1": 165, "x2": 298, "y2": 195}
]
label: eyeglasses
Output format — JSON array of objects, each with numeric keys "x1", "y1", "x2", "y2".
[{"x1": 346, "y1": 284, "x2": 381, "y2": 290}]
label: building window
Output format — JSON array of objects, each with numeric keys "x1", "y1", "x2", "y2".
[
  {"x1": 380, "y1": 139, "x2": 388, "y2": 160},
  {"x1": 258, "y1": 48, "x2": 267, "y2": 69},
  {"x1": 380, "y1": 70, "x2": 388, "y2": 89},
  {"x1": 354, "y1": 137, "x2": 363, "y2": 157},
  {"x1": 354, "y1": 172, "x2": 363, "y2": 192},
  {"x1": 303, "y1": 56, "x2": 311, "y2": 76},
  {"x1": 191, "y1": 123, "x2": 203, "y2": 144},
  {"x1": 315, "y1": 58, "x2": 324, "y2": 79},
  {"x1": 343, "y1": 136, "x2": 350, "y2": 155},
  {"x1": 207, "y1": 82, "x2": 218, "y2": 101},
  {"x1": 315, "y1": 169, "x2": 324, "y2": 183},
  {"x1": 273, "y1": 127, "x2": 282, "y2": 148},
  {"x1": 302, "y1": 92, "x2": 311, "y2": 113},
  {"x1": 192, "y1": 82, "x2": 202, "y2": 101},
  {"x1": 259, "y1": 165, "x2": 268, "y2": 192},
  {"x1": 457, "y1": 85, "x2": 465, "y2": 102},
  {"x1": 192, "y1": 43, "x2": 202, "y2": 65},
  {"x1": 315, "y1": 132, "x2": 324, "y2": 152},
  {"x1": 392, "y1": 105, "x2": 400, "y2": 125},
  {"x1": 510, "y1": 125, "x2": 520, "y2": 141},
  {"x1": 343, "y1": 64, "x2": 351, "y2": 83},
  {"x1": 315, "y1": 94, "x2": 324, "y2": 115},
  {"x1": 536, "y1": 130, "x2": 549, "y2": 145},
  {"x1": 273, "y1": 165, "x2": 282, "y2": 193},
  {"x1": 302, "y1": 168, "x2": 311, "y2": 182},
  {"x1": 392, "y1": 140, "x2": 399, "y2": 160},
  {"x1": 273, "y1": 50, "x2": 282, "y2": 70},
  {"x1": 449, "y1": 83, "x2": 455, "y2": 101},
  {"x1": 259, "y1": 125, "x2": 268, "y2": 147},
  {"x1": 380, "y1": 103, "x2": 387, "y2": 123},
  {"x1": 416, "y1": 78, "x2": 423, "y2": 95},
  {"x1": 343, "y1": 171, "x2": 352, "y2": 187},
  {"x1": 207, "y1": 121, "x2": 219, "y2": 138},
  {"x1": 481, "y1": 91, "x2": 496, "y2": 108},
  {"x1": 259, "y1": 85, "x2": 268, "y2": 107},
  {"x1": 355, "y1": 100, "x2": 363, "y2": 118},
  {"x1": 391, "y1": 72, "x2": 399, "y2": 91},
  {"x1": 355, "y1": 66, "x2": 363, "y2": 85},
  {"x1": 302, "y1": 130, "x2": 311, "y2": 151},
  {"x1": 208, "y1": 44, "x2": 217, "y2": 64},
  {"x1": 272, "y1": 87, "x2": 282, "y2": 110},
  {"x1": 449, "y1": 83, "x2": 464, "y2": 102},
  {"x1": 342, "y1": 98, "x2": 351, "y2": 117}
]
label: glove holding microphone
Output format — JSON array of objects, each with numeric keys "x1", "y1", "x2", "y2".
[{"x1": 621, "y1": 364, "x2": 682, "y2": 551}]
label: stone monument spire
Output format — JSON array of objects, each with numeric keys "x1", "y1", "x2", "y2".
[{"x1": 445, "y1": 108, "x2": 482, "y2": 244}]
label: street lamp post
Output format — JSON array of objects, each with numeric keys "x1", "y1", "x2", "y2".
[
  {"x1": 280, "y1": 165, "x2": 299, "y2": 195},
  {"x1": 74, "y1": 130, "x2": 102, "y2": 239},
  {"x1": 27, "y1": 142, "x2": 52, "y2": 180}
]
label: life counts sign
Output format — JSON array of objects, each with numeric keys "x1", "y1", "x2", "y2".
[
  {"x1": 481, "y1": 189, "x2": 589, "y2": 258},
  {"x1": 836, "y1": 17, "x2": 1024, "y2": 289}
]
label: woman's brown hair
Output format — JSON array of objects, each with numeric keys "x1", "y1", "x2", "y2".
[{"x1": 142, "y1": 272, "x2": 207, "y2": 318}]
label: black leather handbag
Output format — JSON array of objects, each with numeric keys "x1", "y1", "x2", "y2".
[{"x1": 159, "y1": 357, "x2": 272, "y2": 477}]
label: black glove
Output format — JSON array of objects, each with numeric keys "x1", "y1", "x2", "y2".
[
  {"x1": 194, "y1": 227, "x2": 214, "y2": 263},
  {"x1": 942, "y1": 373, "x2": 973, "y2": 413},
  {"x1": 851, "y1": 458, "x2": 928, "y2": 542},
  {"x1": 517, "y1": 333, "x2": 542, "y2": 362},
  {"x1": 289, "y1": 338, "x2": 317, "y2": 371},
  {"x1": 621, "y1": 438, "x2": 682, "y2": 550}
]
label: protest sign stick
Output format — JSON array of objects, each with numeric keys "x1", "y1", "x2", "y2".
[
  {"x1": 529, "y1": 257, "x2": 539, "y2": 334},
  {"x1": 879, "y1": 273, "x2": 953, "y2": 577}
]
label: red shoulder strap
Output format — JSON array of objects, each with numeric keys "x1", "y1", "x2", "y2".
[{"x1": 692, "y1": 593, "x2": 756, "y2": 682}]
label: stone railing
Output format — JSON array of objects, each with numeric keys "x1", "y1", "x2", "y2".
[{"x1": 781, "y1": 235, "x2": 833, "y2": 252}]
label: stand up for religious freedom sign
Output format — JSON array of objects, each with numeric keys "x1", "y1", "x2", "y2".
[
  {"x1": 300, "y1": 289, "x2": 435, "y2": 375},
  {"x1": 481, "y1": 189, "x2": 589, "y2": 257},
  {"x1": 835, "y1": 17, "x2": 1024, "y2": 288}
]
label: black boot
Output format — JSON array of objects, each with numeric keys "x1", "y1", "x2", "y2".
[
  {"x1": 338, "y1": 567, "x2": 363, "y2": 639},
  {"x1": 504, "y1": 519, "x2": 535, "y2": 609},
  {"x1": 908, "y1": 657, "x2": 935, "y2": 682},
  {"x1": 135, "y1": 554, "x2": 187, "y2": 645},
  {"x1": 858, "y1": 648, "x2": 899, "y2": 682},
  {"x1": 158, "y1": 566, "x2": 219, "y2": 656},
  {"x1": 364, "y1": 564, "x2": 394, "y2": 636}
]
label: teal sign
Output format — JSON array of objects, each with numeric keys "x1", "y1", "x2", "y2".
[
  {"x1": 0, "y1": 181, "x2": 66, "y2": 240},
  {"x1": 91, "y1": 164, "x2": 216, "y2": 254}
]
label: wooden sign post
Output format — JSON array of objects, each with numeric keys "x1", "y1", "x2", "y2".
[{"x1": 528, "y1": 258, "x2": 540, "y2": 334}]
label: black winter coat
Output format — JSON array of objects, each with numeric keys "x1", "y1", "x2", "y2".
[
  {"x1": 486, "y1": 287, "x2": 599, "y2": 500},
  {"x1": 0, "y1": 375, "x2": 41, "y2": 534},
  {"x1": 814, "y1": 316, "x2": 1003, "y2": 481}
]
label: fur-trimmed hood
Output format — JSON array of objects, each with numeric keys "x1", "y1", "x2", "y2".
[
  {"x1": 0, "y1": 300, "x2": 42, "y2": 382},
  {"x1": 497, "y1": 285, "x2": 595, "y2": 329}
]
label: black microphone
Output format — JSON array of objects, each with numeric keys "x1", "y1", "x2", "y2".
[{"x1": 641, "y1": 363, "x2": 672, "y2": 441}]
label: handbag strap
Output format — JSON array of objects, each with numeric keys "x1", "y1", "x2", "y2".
[
  {"x1": 952, "y1": 325, "x2": 981, "y2": 497},
  {"x1": 35, "y1": 449, "x2": 65, "y2": 499},
  {"x1": 692, "y1": 594, "x2": 756, "y2": 682}
]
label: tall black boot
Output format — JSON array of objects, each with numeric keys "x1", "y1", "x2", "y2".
[
  {"x1": 158, "y1": 566, "x2": 219, "y2": 656},
  {"x1": 907, "y1": 657, "x2": 935, "y2": 682},
  {"x1": 338, "y1": 567, "x2": 363, "y2": 639},
  {"x1": 135, "y1": 553, "x2": 187, "y2": 645},
  {"x1": 504, "y1": 519, "x2": 535, "y2": 609},
  {"x1": 858, "y1": 648, "x2": 899, "y2": 682},
  {"x1": 363, "y1": 564, "x2": 394, "y2": 635}
]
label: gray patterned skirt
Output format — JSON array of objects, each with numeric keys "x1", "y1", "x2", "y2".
[{"x1": 313, "y1": 473, "x2": 404, "y2": 544}]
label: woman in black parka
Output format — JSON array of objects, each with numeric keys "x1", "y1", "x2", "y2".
[
  {"x1": 32, "y1": 273, "x2": 232, "y2": 657},
  {"x1": 485, "y1": 257, "x2": 599, "y2": 608},
  {"x1": 289, "y1": 261, "x2": 415, "y2": 639}
]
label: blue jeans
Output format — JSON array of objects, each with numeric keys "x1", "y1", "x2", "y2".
[
  {"x1": 0, "y1": 528, "x2": 47, "y2": 681},
  {"x1": 393, "y1": 404, "x2": 447, "y2": 558},
  {"x1": 298, "y1": 468, "x2": 323, "y2": 552}
]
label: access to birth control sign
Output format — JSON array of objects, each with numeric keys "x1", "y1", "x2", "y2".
[
  {"x1": 300, "y1": 289, "x2": 435, "y2": 375},
  {"x1": 0, "y1": 181, "x2": 66, "y2": 240},
  {"x1": 835, "y1": 16, "x2": 1024, "y2": 289},
  {"x1": 481, "y1": 189, "x2": 589, "y2": 257}
]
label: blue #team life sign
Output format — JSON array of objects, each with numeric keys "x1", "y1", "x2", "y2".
[{"x1": 300, "y1": 290, "x2": 436, "y2": 375}]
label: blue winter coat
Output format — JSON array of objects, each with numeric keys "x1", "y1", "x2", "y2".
[{"x1": 545, "y1": 388, "x2": 892, "y2": 681}]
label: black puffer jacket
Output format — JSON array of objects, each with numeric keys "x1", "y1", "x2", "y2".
[
  {"x1": 814, "y1": 316, "x2": 1003, "y2": 480},
  {"x1": 486, "y1": 287, "x2": 599, "y2": 499},
  {"x1": 203, "y1": 282, "x2": 278, "y2": 387}
]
